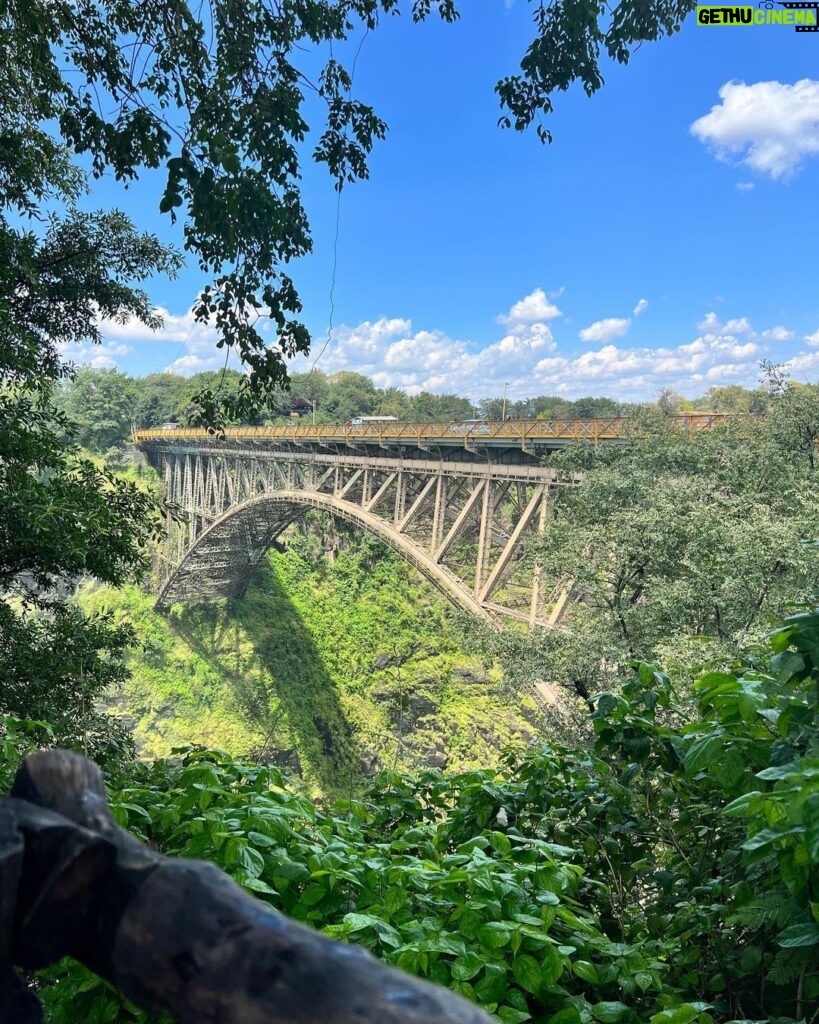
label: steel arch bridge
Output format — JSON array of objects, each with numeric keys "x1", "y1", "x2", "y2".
[{"x1": 134, "y1": 428, "x2": 589, "y2": 628}]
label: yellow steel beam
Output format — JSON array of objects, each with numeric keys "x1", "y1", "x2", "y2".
[{"x1": 133, "y1": 413, "x2": 730, "y2": 447}]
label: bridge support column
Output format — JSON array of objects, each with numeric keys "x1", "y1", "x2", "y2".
[
  {"x1": 430, "y1": 476, "x2": 447, "y2": 554},
  {"x1": 393, "y1": 472, "x2": 407, "y2": 526},
  {"x1": 529, "y1": 491, "x2": 549, "y2": 626},
  {"x1": 474, "y1": 481, "x2": 494, "y2": 597}
]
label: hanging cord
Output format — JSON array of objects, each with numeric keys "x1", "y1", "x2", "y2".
[{"x1": 305, "y1": 26, "x2": 370, "y2": 379}]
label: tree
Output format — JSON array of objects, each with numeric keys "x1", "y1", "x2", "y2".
[
  {"x1": 1, "y1": 63, "x2": 175, "y2": 750},
  {"x1": 178, "y1": 369, "x2": 264, "y2": 425},
  {"x1": 699, "y1": 384, "x2": 769, "y2": 415},
  {"x1": 762, "y1": 362, "x2": 819, "y2": 472},
  {"x1": 3, "y1": 0, "x2": 699, "y2": 425},
  {"x1": 569, "y1": 395, "x2": 623, "y2": 418},
  {"x1": 375, "y1": 386, "x2": 412, "y2": 420},
  {"x1": 408, "y1": 392, "x2": 474, "y2": 421},
  {"x1": 475, "y1": 419, "x2": 819, "y2": 702},
  {"x1": 133, "y1": 373, "x2": 188, "y2": 427},
  {"x1": 55, "y1": 367, "x2": 137, "y2": 449},
  {"x1": 0, "y1": 386, "x2": 161, "y2": 754},
  {"x1": 287, "y1": 371, "x2": 332, "y2": 420},
  {"x1": 324, "y1": 372, "x2": 380, "y2": 420},
  {"x1": 656, "y1": 387, "x2": 682, "y2": 415}
]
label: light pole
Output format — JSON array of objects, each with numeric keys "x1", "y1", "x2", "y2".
[
  {"x1": 311, "y1": 399, "x2": 316, "y2": 425},
  {"x1": 501, "y1": 382, "x2": 510, "y2": 421}
]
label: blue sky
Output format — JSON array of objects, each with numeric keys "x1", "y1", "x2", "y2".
[{"x1": 73, "y1": 2, "x2": 819, "y2": 402}]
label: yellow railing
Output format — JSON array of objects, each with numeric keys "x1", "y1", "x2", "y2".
[{"x1": 133, "y1": 413, "x2": 731, "y2": 447}]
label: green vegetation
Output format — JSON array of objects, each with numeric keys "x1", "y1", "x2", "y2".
[
  {"x1": 82, "y1": 524, "x2": 543, "y2": 795},
  {"x1": 4, "y1": 2, "x2": 819, "y2": 1020},
  {"x1": 473, "y1": 402, "x2": 819, "y2": 705},
  {"x1": 6, "y1": 594, "x2": 819, "y2": 1024},
  {"x1": 52, "y1": 364, "x2": 647, "y2": 447}
]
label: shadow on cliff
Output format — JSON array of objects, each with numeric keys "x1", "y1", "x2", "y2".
[{"x1": 168, "y1": 559, "x2": 361, "y2": 797}]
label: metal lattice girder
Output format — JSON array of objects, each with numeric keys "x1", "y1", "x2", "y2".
[{"x1": 137, "y1": 440, "x2": 573, "y2": 629}]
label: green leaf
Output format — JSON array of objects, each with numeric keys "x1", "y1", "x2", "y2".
[
  {"x1": 513, "y1": 954, "x2": 541, "y2": 994},
  {"x1": 591, "y1": 1003, "x2": 630, "y2": 1023},
  {"x1": 497, "y1": 1009, "x2": 531, "y2": 1024},
  {"x1": 684, "y1": 734, "x2": 723, "y2": 775},
  {"x1": 741, "y1": 826, "x2": 801, "y2": 853},
  {"x1": 573, "y1": 960, "x2": 599, "y2": 984},
  {"x1": 547, "y1": 1010, "x2": 582, "y2": 1024},
  {"x1": 452, "y1": 953, "x2": 484, "y2": 982},
  {"x1": 477, "y1": 922, "x2": 512, "y2": 949},
  {"x1": 803, "y1": 793, "x2": 819, "y2": 863},
  {"x1": 540, "y1": 944, "x2": 564, "y2": 984},
  {"x1": 489, "y1": 830, "x2": 512, "y2": 856},
  {"x1": 778, "y1": 923, "x2": 819, "y2": 947},
  {"x1": 272, "y1": 860, "x2": 310, "y2": 884},
  {"x1": 475, "y1": 963, "x2": 509, "y2": 1003}
]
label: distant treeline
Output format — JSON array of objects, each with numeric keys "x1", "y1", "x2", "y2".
[{"x1": 54, "y1": 365, "x2": 772, "y2": 452}]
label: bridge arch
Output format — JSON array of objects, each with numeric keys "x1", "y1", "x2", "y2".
[{"x1": 157, "y1": 489, "x2": 495, "y2": 623}]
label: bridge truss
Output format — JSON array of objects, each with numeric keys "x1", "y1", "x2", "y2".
[{"x1": 146, "y1": 443, "x2": 572, "y2": 629}]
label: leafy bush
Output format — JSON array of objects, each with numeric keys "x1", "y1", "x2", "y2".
[{"x1": 6, "y1": 598, "x2": 819, "y2": 1023}]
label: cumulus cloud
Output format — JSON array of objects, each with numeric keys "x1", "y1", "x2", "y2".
[
  {"x1": 98, "y1": 291, "x2": 815, "y2": 401},
  {"x1": 530, "y1": 326, "x2": 763, "y2": 397},
  {"x1": 58, "y1": 341, "x2": 133, "y2": 370},
  {"x1": 99, "y1": 306, "x2": 254, "y2": 375},
  {"x1": 723, "y1": 316, "x2": 753, "y2": 335},
  {"x1": 761, "y1": 325, "x2": 795, "y2": 341},
  {"x1": 290, "y1": 311, "x2": 558, "y2": 398},
  {"x1": 690, "y1": 79, "x2": 819, "y2": 179},
  {"x1": 696, "y1": 313, "x2": 798, "y2": 346},
  {"x1": 579, "y1": 317, "x2": 631, "y2": 344},
  {"x1": 497, "y1": 288, "x2": 562, "y2": 326}
]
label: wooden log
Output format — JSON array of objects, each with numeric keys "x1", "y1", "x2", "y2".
[{"x1": 3, "y1": 750, "x2": 494, "y2": 1024}]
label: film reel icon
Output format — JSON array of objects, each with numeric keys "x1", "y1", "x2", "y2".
[{"x1": 776, "y1": 0, "x2": 819, "y2": 26}]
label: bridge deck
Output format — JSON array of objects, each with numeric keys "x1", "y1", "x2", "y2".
[{"x1": 133, "y1": 414, "x2": 727, "y2": 452}]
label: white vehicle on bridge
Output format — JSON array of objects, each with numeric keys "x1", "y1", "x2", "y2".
[
  {"x1": 349, "y1": 415, "x2": 398, "y2": 428},
  {"x1": 447, "y1": 419, "x2": 492, "y2": 436}
]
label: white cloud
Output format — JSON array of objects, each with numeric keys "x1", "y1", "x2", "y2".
[
  {"x1": 690, "y1": 79, "x2": 819, "y2": 180},
  {"x1": 529, "y1": 326, "x2": 763, "y2": 397},
  {"x1": 736, "y1": 181, "x2": 755, "y2": 191},
  {"x1": 58, "y1": 341, "x2": 133, "y2": 370},
  {"x1": 695, "y1": 313, "x2": 799, "y2": 347},
  {"x1": 297, "y1": 313, "x2": 558, "y2": 398},
  {"x1": 632, "y1": 298, "x2": 648, "y2": 317},
  {"x1": 99, "y1": 293, "x2": 818, "y2": 402},
  {"x1": 697, "y1": 311, "x2": 721, "y2": 332},
  {"x1": 497, "y1": 288, "x2": 562, "y2": 326},
  {"x1": 579, "y1": 317, "x2": 631, "y2": 344},
  {"x1": 761, "y1": 325, "x2": 795, "y2": 341},
  {"x1": 99, "y1": 306, "x2": 251, "y2": 375},
  {"x1": 786, "y1": 349, "x2": 819, "y2": 375},
  {"x1": 723, "y1": 316, "x2": 753, "y2": 335}
]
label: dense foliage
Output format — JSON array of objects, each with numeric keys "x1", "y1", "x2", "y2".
[
  {"x1": 474, "y1": 402, "x2": 819, "y2": 703},
  {"x1": 4, "y1": 595, "x2": 818, "y2": 1024},
  {"x1": 54, "y1": 363, "x2": 813, "y2": 454},
  {"x1": 52, "y1": 364, "x2": 646, "y2": 450},
  {"x1": 0, "y1": 135, "x2": 169, "y2": 752}
]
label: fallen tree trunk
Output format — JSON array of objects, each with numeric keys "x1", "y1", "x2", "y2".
[{"x1": 1, "y1": 749, "x2": 493, "y2": 1024}]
